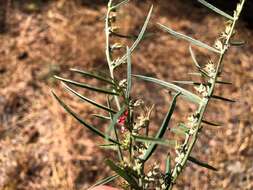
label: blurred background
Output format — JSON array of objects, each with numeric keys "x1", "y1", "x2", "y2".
[{"x1": 0, "y1": 0, "x2": 252, "y2": 189}]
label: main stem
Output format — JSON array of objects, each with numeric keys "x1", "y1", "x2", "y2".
[
  {"x1": 105, "y1": 0, "x2": 123, "y2": 161},
  {"x1": 168, "y1": 1, "x2": 246, "y2": 189},
  {"x1": 106, "y1": 0, "x2": 121, "y2": 111}
]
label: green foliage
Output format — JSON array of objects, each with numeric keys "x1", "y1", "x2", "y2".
[{"x1": 53, "y1": 0, "x2": 247, "y2": 189}]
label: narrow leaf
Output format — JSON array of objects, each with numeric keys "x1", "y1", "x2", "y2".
[
  {"x1": 126, "y1": 46, "x2": 132, "y2": 99},
  {"x1": 54, "y1": 76, "x2": 119, "y2": 95},
  {"x1": 70, "y1": 68, "x2": 115, "y2": 85},
  {"x1": 106, "y1": 97, "x2": 124, "y2": 161},
  {"x1": 211, "y1": 95, "x2": 236, "y2": 103},
  {"x1": 52, "y1": 91, "x2": 119, "y2": 145},
  {"x1": 110, "y1": 31, "x2": 154, "y2": 40},
  {"x1": 189, "y1": 45, "x2": 201, "y2": 69},
  {"x1": 114, "y1": 5, "x2": 153, "y2": 68},
  {"x1": 230, "y1": 40, "x2": 245, "y2": 46},
  {"x1": 178, "y1": 123, "x2": 190, "y2": 133},
  {"x1": 158, "y1": 23, "x2": 220, "y2": 53},
  {"x1": 132, "y1": 135, "x2": 175, "y2": 147},
  {"x1": 62, "y1": 82, "x2": 117, "y2": 114},
  {"x1": 202, "y1": 120, "x2": 221, "y2": 127},
  {"x1": 216, "y1": 80, "x2": 232, "y2": 85},
  {"x1": 141, "y1": 93, "x2": 180, "y2": 162},
  {"x1": 133, "y1": 74, "x2": 202, "y2": 104},
  {"x1": 198, "y1": 0, "x2": 234, "y2": 21},
  {"x1": 172, "y1": 81, "x2": 201, "y2": 85},
  {"x1": 111, "y1": 0, "x2": 129, "y2": 10},
  {"x1": 99, "y1": 144, "x2": 118, "y2": 151},
  {"x1": 92, "y1": 114, "x2": 111, "y2": 121},
  {"x1": 105, "y1": 159, "x2": 140, "y2": 188},
  {"x1": 188, "y1": 72, "x2": 202, "y2": 76},
  {"x1": 106, "y1": 105, "x2": 126, "y2": 141},
  {"x1": 87, "y1": 175, "x2": 119, "y2": 190},
  {"x1": 188, "y1": 156, "x2": 218, "y2": 171},
  {"x1": 171, "y1": 127, "x2": 186, "y2": 136},
  {"x1": 165, "y1": 154, "x2": 171, "y2": 174},
  {"x1": 189, "y1": 46, "x2": 211, "y2": 77}
]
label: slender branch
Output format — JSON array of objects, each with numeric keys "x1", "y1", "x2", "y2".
[
  {"x1": 105, "y1": 0, "x2": 121, "y2": 111},
  {"x1": 168, "y1": 1, "x2": 246, "y2": 189}
]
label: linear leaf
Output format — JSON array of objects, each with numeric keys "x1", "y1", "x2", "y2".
[
  {"x1": 126, "y1": 46, "x2": 132, "y2": 99},
  {"x1": 99, "y1": 144, "x2": 118, "y2": 151},
  {"x1": 106, "y1": 97, "x2": 124, "y2": 161},
  {"x1": 133, "y1": 74, "x2": 202, "y2": 104},
  {"x1": 87, "y1": 174, "x2": 119, "y2": 190},
  {"x1": 188, "y1": 156, "x2": 218, "y2": 171},
  {"x1": 158, "y1": 23, "x2": 220, "y2": 53},
  {"x1": 188, "y1": 72, "x2": 202, "y2": 76},
  {"x1": 113, "y1": 5, "x2": 153, "y2": 68},
  {"x1": 141, "y1": 93, "x2": 180, "y2": 162},
  {"x1": 172, "y1": 81, "x2": 201, "y2": 85},
  {"x1": 178, "y1": 123, "x2": 190, "y2": 133},
  {"x1": 110, "y1": 31, "x2": 154, "y2": 40},
  {"x1": 171, "y1": 127, "x2": 186, "y2": 136},
  {"x1": 230, "y1": 40, "x2": 245, "y2": 46},
  {"x1": 216, "y1": 80, "x2": 232, "y2": 85},
  {"x1": 165, "y1": 154, "x2": 171, "y2": 174},
  {"x1": 202, "y1": 120, "x2": 221, "y2": 127},
  {"x1": 105, "y1": 159, "x2": 140, "y2": 189},
  {"x1": 52, "y1": 91, "x2": 119, "y2": 145},
  {"x1": 132, "y1": 135, "x2": 175, "y2": 147},
  {"x1": 189, "y1": 46, "x2": 211, "y2": 77},
  {"x1": 70, "y1": 68, "x2": 116, "y2": 85},
  {"x1": 54, "y1": 76, "x2": 119, "y2": 95},
  {"x1": 62, "y1": 82, "x2": 117, "y2": 114},
  {"x1": 111, "y1": 0, "x2": 129, "y2": 10},
  {"x1": 211, "y1": 95, "x2": 236, "y2": 103},
  {"x1": 198, "y1": 0, "x2": 234, "y2": 20},
  {"x1": 189, "y1": 45, "x2": 201, "y2": 69},
  {"x1": 106, "y1": 105, "x2": 126, "y2": 141},
  {"x1": 92, "y1": 114, "x2": 111, "y2": 121}
]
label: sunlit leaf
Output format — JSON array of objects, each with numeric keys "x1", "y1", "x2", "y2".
[
  {"x1": 126, "y1": 46, "x2": 132, "y2": 99},
  {"x1": 189, "y1": 45, "x2": 201, "y2": 69},
  {"x1": 52, "y1": 91, "x2": 119, "y2": 145},
  {"x1": 106, "y1": 105, "x2": 126, "y2": 141},
  {"x1": 113, "y1": 5, "x2": 153, "y2": 68},
  {"x1": 133, "y1": 74, "x2": 202, "y2": 104},
  {"x1": 158, "y1": 23, "x2": 220, "y2": 53},
  {"x1": 132, "y1": 134, "x2": 175, "y2": 147},
  {"x1": 105, "y1": 159, "x2": 140, "y2": 188},
  {"x1": 165, "y1": 154, "x2": 171, "y2": 174},
  {"x1": 111, "y1": 0, "x2": 129, "y2": 10},
  {"x1": 87, "y1": 174, "x2": 119, "y2": 190},
  {"x1": 141, "y1": 93, "x2": 180, "y2": 162},
  {"x1": 198, "y1": 0, "x2": 234, "y2": 20}
]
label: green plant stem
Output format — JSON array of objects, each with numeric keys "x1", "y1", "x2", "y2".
[
  {"x1": 105, "y1": 0, "x2": 123, "y2": 161},
  {"x1": 105, "y1": 0, "x2": 121, "y2": 111},
  {"x1": 168, "y1": 1, "x2": 246, "y2": 189}
]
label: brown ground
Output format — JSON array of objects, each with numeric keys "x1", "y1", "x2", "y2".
[{"x1": 0, "y1": 1, "x2": 252, "y2": 190}]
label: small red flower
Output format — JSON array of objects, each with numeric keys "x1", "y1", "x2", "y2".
[
  {"x1": 117, "y1": 110, "x2": 129, "y2": 134},
  {"x1": 117, "y1": 110, "x2": 128, "y2": 126}
]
